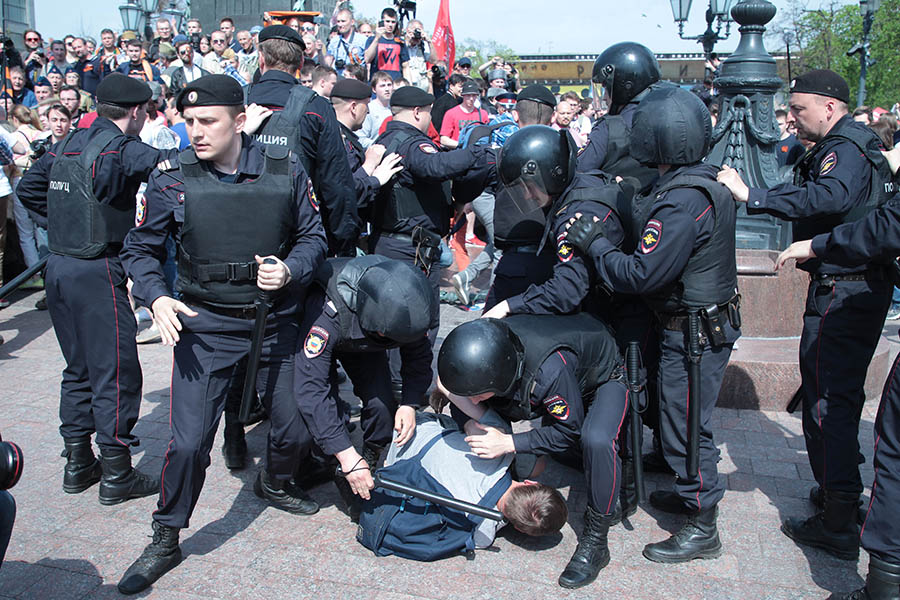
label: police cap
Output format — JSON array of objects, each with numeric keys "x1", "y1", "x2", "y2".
[
  {"x1": 790, "y1": 69, "x2": 850, "y2": 104},
  {"x1": 517, "y1": 84, "x2": 556, "y2": 108},
  {"x1": 331, "y1": 78, "x2": 372, "y2": 100},
  {"x1": 176, "y1": 74, "x2": 244, "y2": 112},
  {"x1": 96, "y1": 73, "x2": 152, "y2": 107},
  {"x1": 390, "y1": 86, "x2": 434, "y2": 108},
  {"x1": 258, "y1": 24, "x2": 305, "y2": 50}
]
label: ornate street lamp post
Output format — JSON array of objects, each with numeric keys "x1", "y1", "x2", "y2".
[
  {"x1": 847, "y1": 0, "x2": 881, "y2": 107},
  {"x1": 670, "y1": 0, "x2": 736, "y2": 59}
]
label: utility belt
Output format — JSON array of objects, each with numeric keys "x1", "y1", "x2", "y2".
[
  {"x1": 500, "y1": 244, "x2": 542, "y2": 254},
  {"x1": 181, "y1": 253, "x2": 259, "y2": 284},
  {"x1": 183, "y1": 295, "x2": 260, "y2": 319},
  {"x1": 657, "y1": 295, "x2": 741, "y2": 347},
  {"x1": 377, "y1": 227, "x2": 442, "y2": 275},
  {"x1": 810, "y1": 265, "x2": 891, "y2": 286}
]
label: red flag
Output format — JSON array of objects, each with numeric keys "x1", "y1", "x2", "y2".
[{"x1": 432, "y1": 0, "x2": 455, "y2": 68}]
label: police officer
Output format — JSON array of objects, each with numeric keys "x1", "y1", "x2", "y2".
[
  {"x1": 451, "y1": 84, "x2": 560, "y2": 308},
  {"x1": 718, "y1": 69, "x2": 894, "y2": 561},
  {"x1": 18, "y1": 73, "x2": 172, "y2": 505},
  {"x1": 567, "y1": 85, "x2": 740, "y2": 562},
  {"x1": 294, "y1": 256, "x2": 436, "y2": 514},
  {"x1": 330, "y1": 77, "x2": 403, "y2": 215},
  {"x1": 777, "y1": 196, "x2": 900, "y2": 600},
  {"x1": 577, "y1": 41, "x2": 660, "y2": 190},
  {"x1": 247, "y1": 24, "x2": 359, "y2": 256},
  {"x1": 117, "y1": 75, "x2": 327, "y2": 595},
  {"x1": 437, "y1": 314, "x2": 627, "y2": 589}
]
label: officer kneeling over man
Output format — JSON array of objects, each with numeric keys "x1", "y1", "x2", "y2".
[
  {"x1": 117, "y1": 74, "x2": 328, "y2": 595},
  {"x1": 294, "y1": 256, "x2": 436, "y2": 517},
  {"x1": 437, "y1": 313, "x2": 627, "y2": 589}
]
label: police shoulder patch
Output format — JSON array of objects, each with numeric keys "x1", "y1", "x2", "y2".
[
  {"x1": 307, "y1": 178, "x2": 319, "y2": 212},
  {"x1": 135, "y1": 196, "x2": 146, "y2": 226},
  {"x1": 418, "y1": 142, "x2": 438, "y2": 154},
  {"x1": 304, "y1": 325, "x2": 329, "y2": 358},
  {"x1": 557, "y1": 239, "x2": 575, "y2": 263},
  {"x1": 640, "y1": 219, "x2": 662, "y2": 254},
  {"x1": 820, "y1": 151, "x2": 838, "y2": 176},
  {"x1": 544, "y1": 395, "x2": 569, "y2": 421}
]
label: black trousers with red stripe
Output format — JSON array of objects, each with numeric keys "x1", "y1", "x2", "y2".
[
  {"x1": 861, "y1": 350, "x2": 900, "y2": 563},
  {"x1": 657, "y1": 323, "x2": 737, "y2": 511},
  {"x1": 799, "y1": 278, "x2": 892, "y2": 495},
  {"x1": 46, "y1": 254, "x2": 142, "y2": 453}
]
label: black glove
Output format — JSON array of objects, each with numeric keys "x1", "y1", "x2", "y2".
[
  {"x1": 618, "y1": 176, "x2": 641, "y2": 200},
  {"x1": 566, "y1": 215, "x2": 604, "y2": 254}
]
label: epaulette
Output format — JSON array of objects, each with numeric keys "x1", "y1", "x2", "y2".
[{"x1": 156, "y1": 158, "x2": 178, "y2": 172}]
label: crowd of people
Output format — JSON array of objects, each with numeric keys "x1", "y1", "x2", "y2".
[{"x1": 1, "y1": 3, "x2": 900, "y2": 599}]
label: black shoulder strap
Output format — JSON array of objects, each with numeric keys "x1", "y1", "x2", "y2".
[
  {"x1": 282, "y1": 84, "x2": 316, "y2": 124},
  {"x1": 264, "y1": 144, "x2": 291, "y2": 175},
  {"x1": 77, "y1": 129, "x2": 119, "y2": 170},
  {"x1": 178, "y1": 147, "x2": 203, "y2": 178},
  {"x1": 605, "y1": 115, "x2": 627, "y2": 154},
  {"x1": 384, "y1": 129, "x2": 415, "y2": 155},
  {"x1": 657, "y1": 174, "x2": 722, "y2": 204}
]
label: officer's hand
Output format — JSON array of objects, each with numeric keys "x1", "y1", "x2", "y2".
[
  {"x1": 151, "y1": 296, "x2": 199, "y2": 346},
  {"x1": 465, "y1": 423, "x2": 514, "y2": 459},
  {"x1": 775, "y1": 240, "x2": 816, "y2": 271},
  {"x1": 363, "y1": 143, "x2": 386, "y2": 175},
  {"x1": 336, "y1": 448, "x2": 375, "y2": 500},
  {"x1": 565, "y1": 212, "x2": 604, "y2": 254},
  {"x1": 716, "y1": 165, "x2": 750, "y2": 203},
  {"x1": 372, "y1": 152, "x2": 403, "y2": 186},
  {"x1": 481, "y1": 300, "x2": 510, "y2": 320},
  {"x1": 242, "y1": 103, "x2": 272, "y2": 135},
  {"x1": 882, "y1": 147, "x2": 900, "y2": 175},
  {"x1": 255, "y1": 255, "x2": 291, "y2": 291},
  {"x1": 394, "y1": 405, "x2": 416, "y2": 446}
]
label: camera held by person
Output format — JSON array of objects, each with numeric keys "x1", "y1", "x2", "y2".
[{"x1": 0, "y1": 433, "x2": 23, "y2": 491}]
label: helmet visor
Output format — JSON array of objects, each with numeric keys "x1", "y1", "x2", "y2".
[{"x1": 497, "y1": 164, "x2": 554, "y2": 215}]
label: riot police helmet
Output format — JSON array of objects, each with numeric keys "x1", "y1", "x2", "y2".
[
  {"x1": 438, "y1": 319, "x2": 525, "y2": 398},
  {"x1": 592, "y1": 42, "x2": 660, "y2": 115},
  {"x1": 497, "y1": 125, "x2": 577, "y2": 214},
  {"x1": 629, "y1": 85, "x2": 712, "y2": 167},
  {"x1": 355, "y1": 260, "x2": 437, "y2": 345}
]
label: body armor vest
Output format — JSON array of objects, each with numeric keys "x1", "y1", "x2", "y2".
[
  {"x1": 793, "y1": 118, "x2": 895, "y2": 244},
  {"x1": 177, "y1": 145, "x2": 294, "y2": 306},
  {"x1": 47, "y1": 130, "x2": 135, "y2": 258},
  {"x1": 253, "y1": 84, "x2": 315, "y2": 176},
  {"x1": 600, "y1": 113, "x2": 660, "y2": 191},
  {"x1": 633, "y1": 170, "x2": 738, "y2": 313},
  {"x1": 490, "y1": 313, "x2": 621, "y2": 421},
  {"x1": 374, "y1": 129, "x2": 452, "y2": 235},
  {"x1": 555, "y1": 170, "x2": 636, "y2": 251}
]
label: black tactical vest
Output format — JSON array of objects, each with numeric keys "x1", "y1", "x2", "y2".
[
  {"x1": 554, "y1": 170, "x2": 636, "y2": 251},
  {"x1": 47, "y1": 130, "x2": 136, "y2": 258},
  {"x1": 793, "y1": 117, "x2": 895, "y2": 244},
  {"x1": 253, "y1": 84, "x2": 315, "y2": 176},
  {"x1": 492, "y1": 190, "x2": 548, "y2": 250},
  {"x1": 374, "y1": 129, "x2": 453, "y2": 235},
  {"x1": 177, "y1": 145, "x2": 294, "y2": 306},
  {"x1": 601, "y1": 113, "x2": 661, "y2": 192},
  {"x1": 489, "y1": 313, "x2": 621, "y2": 421},
  {"x1": 313, "y1": 255, "x2": 397, "y2": 352},
  {"x1": 633, "y1": 171, "x2": 738, "y2": 313}
]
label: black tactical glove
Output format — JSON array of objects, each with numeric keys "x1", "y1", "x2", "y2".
[
  {"x1": 567, "y1": 215, "x2": 605, "y2": 254},
  {"x1": 618, "y1": 176, "x2": 641, "y2": 200}
]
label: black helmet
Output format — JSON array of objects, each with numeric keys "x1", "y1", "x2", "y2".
[
  {"x1": 497, "y1": 125, "x2": 576, "y2": 213},
  {"x1": 356, "y1": 260, "x2": 437, "y2": 344},
  {"x1": 438, "y1": 319, "x2": 524, "y2": 397},
  {"x1": 629, "y1": 85, "x2": 712, "y2": 167},
  {"x1": 592, "y1": 42, "x2": 660, "y2": 115}
]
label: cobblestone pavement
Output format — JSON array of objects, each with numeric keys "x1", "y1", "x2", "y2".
[{"x1": 0, "y1": 285, "x2": 895, "y2": 600}]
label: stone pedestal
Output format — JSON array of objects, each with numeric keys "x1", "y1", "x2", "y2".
[{"x1": 718, "y1": 249, "x2": 891, "y2": 409}]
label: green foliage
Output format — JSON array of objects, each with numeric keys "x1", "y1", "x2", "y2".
[{"x1": 456, "y1": 38, "x2": 518, "y2": 70}]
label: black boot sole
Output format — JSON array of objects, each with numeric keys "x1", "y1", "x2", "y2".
[
  {"x1": 63, "y1": 462, "x2": 102, "y2": 494},
  {"x1": 642, "y1": 545, "x2": 723, "y2": 564},
  {"x1": 117, "y1": 548, "x2": 183, "y2": 595},
  {"x1": 780, "y1": 522, "x2": 860, "y2": 561}
]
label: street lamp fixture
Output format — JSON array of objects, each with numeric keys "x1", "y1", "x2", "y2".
[
  {"x1": 670, "y1": 0, "x2": 735, "y2": 58},
  {"x1": 847, "y1": 0, "x2": 881, "y2": 106},
  {"x1": 161, "y1": 1, "x2": 186, "y2": 32},
  {"x1": 118, "y1": 2, "x2": 144, "y2": 33}
]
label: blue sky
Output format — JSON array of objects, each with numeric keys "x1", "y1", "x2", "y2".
[{"x1": 36, "y1": 0, "x2": 852, "y2": 55}]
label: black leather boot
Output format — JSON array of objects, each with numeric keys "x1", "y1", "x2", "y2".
[
  {"x1": 649, "y1": 490, "x2": 694, "y2": 515},
  {"x1": 61, "y1": 437, "x2": 102, "y2": 494},
  {"x1": 643, "y1": 504, "x2": 723, "y2": 563},
  {"x1": 811, "y1": 485, "x2": 867, "y2": 524},
  {"x1": 832, "y1": 555, "x2": 900, "y2": 600},
  {"x1": 782, "y1": 490, "x2": 860, "y2": 560},
  {"x1": 558, "y1": 505, "x2": 614, "y2": 589},
  {"x1": 222, "y1": 411, "x2": 247, "y2": 471},
  {"x1": 98, "y1": 449, "x2": 159, "y2": 505},
  {"x1": 614, "y1": 459, "x2": 638, "y2": 524},
  {"x1": 117, "y1": 521, "x2": 182, "y2": 595},
  {"x1": 254, "y1": 469, "x2": 319, "y2": 515}
]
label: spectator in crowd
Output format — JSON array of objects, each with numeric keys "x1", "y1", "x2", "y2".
[
  {"x1": 486, "y1": 68, "x2": 508, "y2": 90},
  {"x1": 23, "y1": 29, "x2": 45, "y2": 82},
  {"x1": 46, "y1": 66, "x2": 64, "y2": 95},
  {"x1": 302, "y1": 34, "x2": 326, "y2": 66},
  {"x1": 440, "y1": 79, "x2": 488, "y2": 149},
  {"x1": 357, "y1": 22, "x2": 374, "y2": 37},
  {"x1": 33, "y1": 78, "x2": 53, "y2": 103},
  {"x1": 327, "y1": 8, "x2": 366, "y2": 77},
  {"x1": 774, "y1": 108, "x2": 804, "y2": 168},
  {"x1": 454, "y1": 56, "x2": 472, "y2": 76},
  {"x1": 69, "y1": 38, "x2": 89, "y2": 81},
  {"x1": 203, "y1": 31, "x2": 229, "y2": 74},
  {"x1": 186, "y1": 18, "x2": 202, "y2": 35},
  {"x1": 198, "y1": 35, "x2": 211, "y2": 56},
  {"x1": 402, "y1": 19, "x2": 431, "y2": 92},
  {"x1": 431, "y1": 73, "x2": 464, "y2": 132},
  {"x1": 311, "y1": 65, "x2": 338, "y2": 98},
  {"x1": 852, "y1": 105, "x2": 873, "y2": 126},
  {"x1": 9, "y1": 67, "x2": 36, "y2": 108},
  {"x1": 118, "y1": 39, "x2": 162, "y2": 83},
  {"x1": 148, "y1": 19, "x2": 175, "y2": 62},
  {"x1": 219, "y1": 17, "x2": 240, "y2": 52},
  {"x1": 44, "y1": 102, "x2": 71, "y2": 143},
  {"x1": 299, "y1": 63, "x2": 315, "y2": 87},
  {"x1": 344, "y1": 62, "x2": 368, "y2": 82},
  {"x1": 9, "y1": 104, "x2": 48, "y2": 289},
  {"x1": 364, "y1": 7, "x2": 408, "y2": 81},
  {"x1": 220, "y1": 48, "x2": 248, "y2": 85},
  {"x1": 42, "y1": 40, "x2": 71, "y2": 78},
  {"x1": 235, "y1": 30, "x2": 258, "y2": 77},
  {"x1": 98, "y1": 28, "x2": 118, "y2": 59},
  {"x1": 168, "y1": 37, "x2": 209, "y2": 91},
  {"x1": 359, "y1": 70, "x2": 393, "y2": 148},
  {"x1": 162, "y1": 96, "x2": 189, "y2": 150},
  {"x1": 84, "y1": 37, "x2": 96, "y2": 55},
  {"x1": 156, "y1": 43, "x2": 179, "y2": 84},
  {"x1": 58, "y1": 86, "x2": 84, "y2": 128},
  {"x1": 871, "y1": 119, "x2": 894, "y2": 151},
  {"x1": 63, "y1": 35, "x2": 77, "y2": 63}
]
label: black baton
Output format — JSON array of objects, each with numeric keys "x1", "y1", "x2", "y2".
[
  {"x1": 0, "y1": 255, "x2": 48, "y2": 300},
  {"x1": 373, "y1": 473, "x2": 504, "y2": 521},
  {"x1": 687, "y1": 311, "x2": 703, "y2": 479},
  {"x1": 626, "y1": 341, "x2": 646, "y2": 504},
  {"x1": 786, "y1": 386, "x2": 804, "y2": 414},
  {"x1": 239, "y1": 258, "x2": 276, "y2": 425}
]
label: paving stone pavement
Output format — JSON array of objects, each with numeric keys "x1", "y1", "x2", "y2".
[{"x1": 0, "y1": 285, "x2": 896, "y2": 600}]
